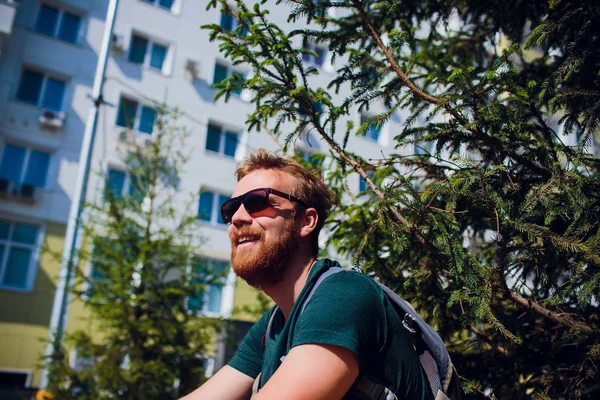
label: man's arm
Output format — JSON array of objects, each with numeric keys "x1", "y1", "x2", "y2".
[
  {"x1": 179, "y1": 365, "x2": 255, "y2": 400},
  {"x1": 254, "y1": 343, "x2": 359, "y2": 400}
]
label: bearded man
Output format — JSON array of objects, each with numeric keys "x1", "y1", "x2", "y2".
[{"x1": 182, "y1": 150, "x2": 433, "y2": 400}]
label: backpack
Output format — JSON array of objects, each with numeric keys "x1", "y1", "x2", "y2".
[{"x1": 256, "y1": 266, "x2": 464, "y2": 400}]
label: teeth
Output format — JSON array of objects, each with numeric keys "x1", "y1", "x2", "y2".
[{"x1": 238, "y1": 236, "x2": 257, "y2": 244}]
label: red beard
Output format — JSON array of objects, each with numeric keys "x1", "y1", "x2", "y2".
[{"x1": 230, "y1": 218, "x2": 299, "y2": 289}]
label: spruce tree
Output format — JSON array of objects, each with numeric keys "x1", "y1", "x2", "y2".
[
  {"x1": 45, "y1": 109, "x2": 223, "y2": 399},
  {"x1": 204, "y1": 1, "x2": 600, "y2": 398}
]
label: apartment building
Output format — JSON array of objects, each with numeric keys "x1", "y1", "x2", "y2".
[{"x1": 0, "y1": 0, "x2": 407, "y2": 391}]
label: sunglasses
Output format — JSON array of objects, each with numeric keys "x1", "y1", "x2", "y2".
[{"x1": 220, "y1": 187, "x2": 308, "y2": 224}]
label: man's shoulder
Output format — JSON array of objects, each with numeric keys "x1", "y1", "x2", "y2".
[{"x1": 310, "y1": 266, "x2": 385, "y2": 308}]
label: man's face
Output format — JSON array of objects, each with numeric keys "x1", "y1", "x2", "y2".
[{"x1": 227, "y1": 169, "x2": 302, "y2": 288}]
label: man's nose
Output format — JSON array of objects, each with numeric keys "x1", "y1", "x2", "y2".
[{"x1": 230, "y1": 202, "x2": 253, "y2": 227}]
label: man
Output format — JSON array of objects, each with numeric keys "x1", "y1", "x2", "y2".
[{"x1": 182, "y1": 150, "x2": 432, "y2": 399}]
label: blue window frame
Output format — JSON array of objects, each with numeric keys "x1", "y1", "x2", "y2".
[
  {"x1": 138, "y1": 106, "x2": 156, "y2": 134},
  {"x1": 188, "y1": 258, "x2": 229, "y2": 315},
  {"x1": 128, "y1": 33, "x2": 169, "y2": 72},
  {"x1": 0, "y1": 144, "x2": 51, "y2": 189},
  {"x1": 106, "y1": 169, "x2": 126, "y2": 199},
  {"x1": 141, "y1": 0, "x2": 174, "y2": 11},
  {"x1": 361, "y1": 114, "x2": 381, "y2": 142},
  {"x1": 34, "y1": 4, "x2": 81, "y2": 44},
  {"x1": 116, "y1": 97, "x2": 156, "y2": 134},
  {"x1": 149, "y1": 43, "x2": 167, "y2": 70},
  {"x1": 220, "y1": 11, "x2": 247, "y2": 36},
  {"x1": 105, "y1": 168, "x2": 147, "y2": 203},
  {"x1": 198, "y1": 191, "x2": 229, "y2": 225},
  {"x1": 0, "y1": 219, "x2": 39, "y2": 290},
  {"x1": 16, "y1": 69, "x2": 66, "y2": 111},
  {"x1": 205, "y1": 123, "x2": 239, "y2": 158},
  {"x1": 302, "y1": 41, "x2": 327, "y2": 67},
  {"x1": 212, "y1": 63, "x2": 245, "y2": 96},
  {"x1": 116, "y1": 98, "x2": 138, "y2": 129},
  {"x1": 359, "y1": 171, "x2": 374, "y2": 192},
  {"x1": 128, "y1": 35, "x2": 148, "y2": 64}
]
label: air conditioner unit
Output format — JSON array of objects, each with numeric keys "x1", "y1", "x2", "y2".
[
  {"x1": 39, "y1": 110, "x2": 65, "y2": 131},
  {"x1": 0, "y1": 178, "x2": 13, "y2": 197},
  {"x1": 185, "y1": 59, "x2": 200, "y2": 79},
  {"x1": 111, "y1": 33, "x2": 125, "y2": 53},
  {"x1": 18, "y1": 183, "x2": 36, "y2": 203}
]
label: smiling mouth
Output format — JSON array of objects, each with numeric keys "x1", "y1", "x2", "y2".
[{"x1": 237, "y1": 236, "x2": 260, "y2": 246}]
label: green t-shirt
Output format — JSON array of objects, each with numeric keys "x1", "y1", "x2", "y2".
[{"x1": 229, "y1": 259, "x2": 433, "y2": 400}]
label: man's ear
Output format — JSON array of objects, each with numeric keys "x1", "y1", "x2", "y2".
[{"x1": 298, "y1": 208, "x2": 318, "y2": 239}]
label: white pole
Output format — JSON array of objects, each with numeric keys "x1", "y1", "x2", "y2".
[{"x1": 40, "y1": 0, "x2": 120, "y2": 389}]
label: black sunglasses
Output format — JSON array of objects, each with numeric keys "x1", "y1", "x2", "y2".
[{"x1": 220, "y1": 187, "x2": 308, "y2": 224}]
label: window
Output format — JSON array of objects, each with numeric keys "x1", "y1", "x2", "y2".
[
  {"x1": 212, "y1": 63, "x2": 245, "y2": 96},
  {"x1": 298, "y1": 102, "x2": 323, "y2": 124},
  {"x1": 105, "y1": 168, "x2": 147, "y2": 203},
  {"x1": 361, "y1": 114, "x2": 381, "y2": 142},
  {"x1": 359, "y1": 171, "x2": 374, "y2": 192},
  {"x1": 198, "y1": 190, "x2": 229, "y2": 225},
  {"x1": 128, "y1": 33, "x2": 169, "y2": 72},
  {"x1": 0, "y1": 219, "x2": 39, "y2": 290},
  {"x1": 87, "y1": 237, "x2": 138, "y2": 297},
  {"x1": 34, "y1": 4, "x2": 81, "y2": 44},
  {"x1": 0, "y1": 370, "x2": 32, "y2": 389},
  {"x1": 140, "y1": 0, "x2": 174, "y2": 11},
  {"x1": 16, "y1": 69, "x2": 66, "y2": 111},
  {"x1": 414, "y1": 133, "x2": 434, "y2": 155},
  {"x1": 0, "y1": 144, "x2": 51, "y2": 190},
  {"x1": 188, "y1": 258, "x2": 230, "y2": 315},
  {"x1": 302, "y1": 40, "x2": 327, "y2": 67},
  {"x1": 116, "y1": 97, "x2": 156, "y2": 134},
  {"x1": 220, "y1": 11, "x2": 247, "y2": 36},
  {"x1": 205, "y1": 123, "x2": 239, "y2": 158}
]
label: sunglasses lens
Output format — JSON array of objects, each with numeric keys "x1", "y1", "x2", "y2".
[
  {"x1": 221, "y1": 198, "x2": 241, "y2": 224},
  {"x1": 243, "y1": 191, "x2": 269, "y2": 214}
]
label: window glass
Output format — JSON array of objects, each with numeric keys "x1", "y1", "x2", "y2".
[
  {"x1": 16, "y1": 70, "x2": 44, "y2": 105},
  {"x1": 3, "y1": 247, "x2": 32, "y2": 287},
  {"x1": 224, "y1": 131, "x2": 238, "y2": 157},
  {"x1": 231, "y1": 71, "x2": 244, "y2": 96},
  {"x1": 12, "y1": 223, "x2": 38, "y2": 245},
  {"x1": 0, "y1": 144, "x2": 26, "y2": 183},
  {"x1": 0, "y1": 220, "x2": 10, "y2": 240},
  {"x1": 159, "y1": 0, "x2": 174, "y2": 9},
  {"x1": 41, "y1": 77, "x2": 66, "y2": 111},
  {"x1": 198, "y1": 192, "x2": 213, "y2": 222},
  {"x1": 213, "y1": 64, "x2": 228, "y2": 85},
  {"x1": 138, "y1": 106, "x2": 156, "y2": 134},
  {"x1": 207, "y1": 285, "x2": 222, "y2": 313},
  {"x1": 128, "y1": 35, "x2": 148, "y2": 64},
  {"x1": 116, "y1": 98, "x2": 138, "y2": 128},
  {"x1": 314, "y1": 47, "x2": 326, "y2": 66},
  {"x1": 220, "y1": 12, "x2": 233, "y2": 30},
  {"x1": 129, "y1": 175, "x2": 147, "y2": 203},
  {"x1": 58, "y1": 12, "x2": 80, "y2": 43},
  {"x1": 150, "y1": 43, "x2": 167, "y2": 70},
  {"x1": 107, "y1": 169, "x2": 125, "y2": 198},
  {"x1": 23, "y1": 150, "x2": 50, "y2": 188},
  {"x1": 35, "y1": 5, "x2": 59, "y2": 36},
  {"x1": 205, "y1": 125, "x2": 221, "y2": 152}
]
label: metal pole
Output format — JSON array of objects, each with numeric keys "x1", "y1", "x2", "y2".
[{"x1": 40, "y1": 0, "x2": 119, "y2": 388}]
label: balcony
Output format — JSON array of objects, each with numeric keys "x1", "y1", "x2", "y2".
[{"x1": 0, "y1": 0, "x2": 18, "y2": 36}]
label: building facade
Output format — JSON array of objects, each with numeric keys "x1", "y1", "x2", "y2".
[{"x1": 0, "y1": 0, "x2": 407, "y2": 391}]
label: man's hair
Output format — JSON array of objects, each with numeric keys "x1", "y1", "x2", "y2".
[{"x1": 235, "y1": 149, "x2": 334, "y2": 255}]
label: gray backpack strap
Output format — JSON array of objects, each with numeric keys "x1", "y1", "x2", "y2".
[
  {"x1": 263, "y1": 306, "x2": 279, "y2": 342},
  {"x1": 251, "y1": 373, "x2": 261, "y2": 399},
  {"x1": 352, "y1": 377, "x2": 398, "y2": 400},
  {"x1": 300, "y1": 266, "x2": 344, "y2": 314}
]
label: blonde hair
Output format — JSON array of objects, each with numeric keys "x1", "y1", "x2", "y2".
[{"x1": 236, "y1": 149, "x2": 334, "y2": 255}]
